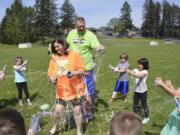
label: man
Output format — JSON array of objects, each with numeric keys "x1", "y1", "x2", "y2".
[{"x1": 67, "y1": 17, "x2": 105, "y2": 106}]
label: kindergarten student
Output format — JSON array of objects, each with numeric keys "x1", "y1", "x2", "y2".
[
  {"x1": 13, "y1": 57, "x2": 32, "y2": 107},
  {"x1": 109, "y1": 52, "x2": 130, "y2": 103},
  {"x1": 109, "y1": 111, "x2": 142, "y2": 135},
  {"x1": 125, "y1": 58, "x2": 149, "y2": 124}
]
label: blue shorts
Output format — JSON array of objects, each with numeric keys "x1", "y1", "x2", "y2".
[
  {"x1": 85, "y1": 70, "x2": 96, "y2": 96},
  {"x1": 114, "y1": 80, "x2": 129, "y2": 95}
]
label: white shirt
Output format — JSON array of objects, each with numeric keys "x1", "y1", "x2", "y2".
[{"x1": 133, "y1": 69, "x2": 148, "y2": 93}]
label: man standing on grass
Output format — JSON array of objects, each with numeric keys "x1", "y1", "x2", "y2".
[{"x1": 66, "y1": 16, "x2": 105, "y2": 121}]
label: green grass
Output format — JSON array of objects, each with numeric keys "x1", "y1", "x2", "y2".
[{"x1": 0, "y1": 37, "x2": 180, "y2": 135}]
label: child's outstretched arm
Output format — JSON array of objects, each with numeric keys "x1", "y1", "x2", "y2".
[
  {"x1": 154, "y1": 77, "x2": 180, "y2": 97},
  {"x1": 164, "y1": 80, "x2": 176, "y2": 90},
  {"x1": 125, "y1": 69, "x2": 146, "y2": 78},
  {"x1": 108, "y1": 64, "x2": 125, "y2": 73},
  {"x1": 13, "y1": 60, "x2": 28, "y2": 71}
]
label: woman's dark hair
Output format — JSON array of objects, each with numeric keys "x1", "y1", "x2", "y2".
[
  {"x1": 138, "y1": 58, "x2": 149, "y2": 70},
  {"x1": 51, "y1": 37, "x2": 69, "y2": 55}
]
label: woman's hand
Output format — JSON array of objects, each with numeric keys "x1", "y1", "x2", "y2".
[{"x1": 49, "y1": 76, "x2": 56, "y2": 84}]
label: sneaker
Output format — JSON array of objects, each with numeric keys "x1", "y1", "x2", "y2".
[
  {"x1": 142, "y1": 117, "x2": 149, "y2": 124},
  {"x1": 123, "y1": 97, "x2": 128, "y2": 102},
  {"x1": 109, "y1": 98, "x2": 114, "y2": 104},
  {"x1": 19, "y1": 100, "x2": 23, "y2": 107},
  {"x1": 27, "y1": 98, "x2": 32, "y2": 106},
  {"x1": 27, "y1": 129, "x2": 34, "y2": 135},
  {"x1": 28, "y1": 101, "x2": 32, "y2": 106}
]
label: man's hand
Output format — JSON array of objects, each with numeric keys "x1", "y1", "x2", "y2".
[
  {"x1": 96, "y1": 45, "x2": 105, "y2": 54},
  {"x1": 49, "y1": 76, "x2": 56, "y2": 84}
]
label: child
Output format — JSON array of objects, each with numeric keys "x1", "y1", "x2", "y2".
[
  {"x1": 0, "y1": 109, "x2": 26, "y2": 135},
  {"x1": 109, "y1": 111, "x2": 142, "y2": 135},
  {"x1": 125, "y1": 58, "x2": 149, "y2": 124},
  {"x1": 13, "y1": 57, "x2": 32, "y2": 107},
  {"x1": 109, "y1": 52, "x2": 129, "y2": 103}
]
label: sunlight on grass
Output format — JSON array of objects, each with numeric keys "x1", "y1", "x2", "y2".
[{"x1": 0, "y1": 38, "x2": 180, "y2": 135}]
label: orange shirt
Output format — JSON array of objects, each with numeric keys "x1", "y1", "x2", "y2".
[{"x1": 48, "y1": 51, "x2": 86, "y2": 101}]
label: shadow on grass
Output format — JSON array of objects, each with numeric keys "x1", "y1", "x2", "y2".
[
  {"x1": 0, "y1": 97, "x2": 17, "y2": 108},
  {"x1": 0, "y1": 92, "x2": 38, "y2": 109},
  {"x1": 30, "y1": 92, "x2": 39, "y2": 101}
]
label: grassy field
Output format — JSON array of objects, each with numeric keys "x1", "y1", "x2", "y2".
[{"x1": 0, "y1": 37, "x2": 180, "y2": 135}]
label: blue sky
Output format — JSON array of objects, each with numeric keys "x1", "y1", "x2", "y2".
[{"x1": 0, "y1": 0, "x2": 179, "y2": 28}]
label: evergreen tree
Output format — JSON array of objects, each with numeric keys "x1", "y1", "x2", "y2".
[
  {"x1": 161, "y1": 0, "x2": 172, "y2": 38},
  {"x1": 171, "y1": 4, "x2": 180, "y2": 38},
  {"x1": 1, "y1": 0, "x2": 24, "y2": 44},
  {"x1": 1, "y1": 0, "x2": 35, "y2": 44},
  {"x1": 1, "y1": 0, "x2": 33, "y2": 44},
  {"x1": 119, "y1": 1, "x2": 132, "y2": 36},
  {"x1": 22, "y1": 7, "x2": 35, "y2": 42},
  {"x1": 49, "y1": 0, "x2": 59, "y2": 36},
  {"x1": 34, "y1": 0, "x2": 52, "y2": 39},
  {"x1": 141, "y1": 0, "x2": 155, "y2": 37},
  {"x1": 177, "y1": 6, "x2": 180, "y2": 39},
  {"x1": 60, "y1": 0, "x2": 77, "y2": 34},
  {"x1": 153, "y1": 2, "x2": 161, "y2": 38}
]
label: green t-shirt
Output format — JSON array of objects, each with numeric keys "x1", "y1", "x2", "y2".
[{"x1": 66, "y1": 29, "x2": 100, "y2": 70}]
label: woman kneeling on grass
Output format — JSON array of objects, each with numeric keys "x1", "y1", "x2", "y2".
[{"x1": 48, "y1": 37, "x2": 86, "y2": 135}]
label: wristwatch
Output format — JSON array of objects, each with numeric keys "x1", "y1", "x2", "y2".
[{"x1": 67, "y1": 71, "x2": 73, "y2": 78}]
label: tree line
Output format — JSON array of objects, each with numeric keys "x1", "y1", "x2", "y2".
[
  {"x1": 0, "y1": 0, "x2": 179, "y2": 44},
  {"x1": 0, "y1": 0, "x2": 76, "y2": 44},
  {"x1": 107, "y1": 0, "x2": 180, "y2": 39},
  {"x1": 141, "y1": 0, "x2": 180, "y2": 38}
]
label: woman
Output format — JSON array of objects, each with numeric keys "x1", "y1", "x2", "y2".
[{"x1": 48, "y1": 37, "x2": 86, "y2": 135}]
